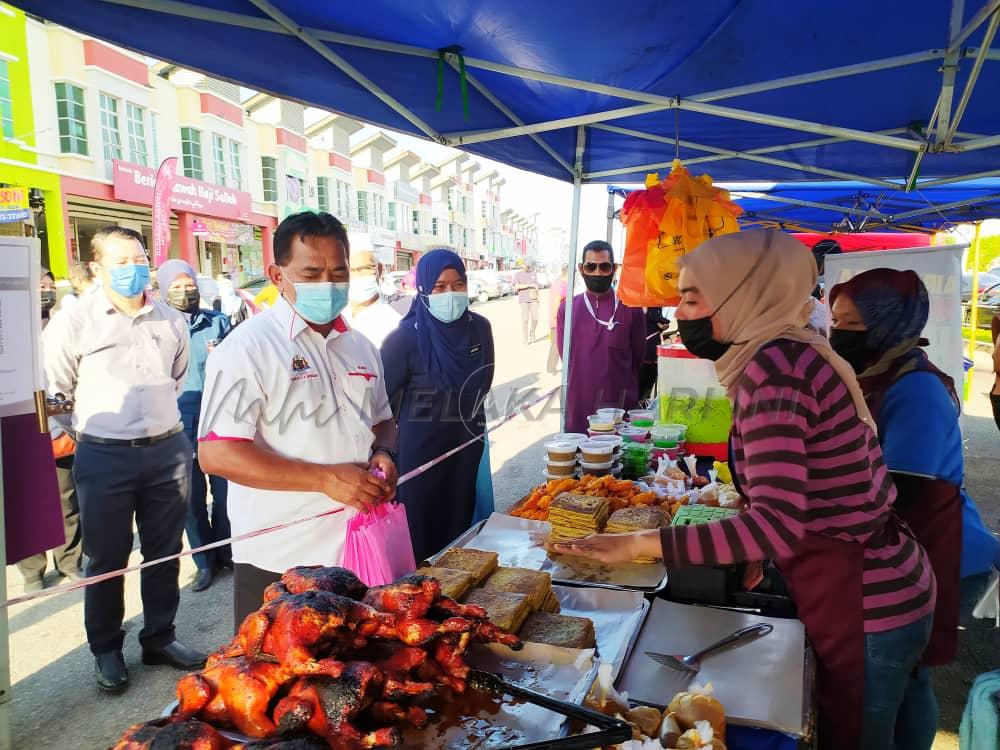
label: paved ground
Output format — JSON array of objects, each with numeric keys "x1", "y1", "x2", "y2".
[{"x1": 4, "y1": 295, "x2": 998, "y2": 748}]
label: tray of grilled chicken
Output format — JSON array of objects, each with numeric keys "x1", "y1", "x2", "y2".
[{"x1": 104, "y1": 564, "x2": 628, "y2": 750}]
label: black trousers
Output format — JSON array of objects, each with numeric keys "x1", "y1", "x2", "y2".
[
  {"x1": 16, "y1": 454, "x2": 82, "y2": 581},
  {"x1": 185, "y1": 456, "x2": 232, "y2": 571},
  {"x1": 74, "y1": 431, "x2": 191, "y2": 655},
  {"x1": 233, "y1": 562, "x2": 282, "y2": 634}
]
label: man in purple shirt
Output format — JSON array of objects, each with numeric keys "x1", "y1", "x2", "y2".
[
  {"x1": 514, "y1": 266, "x2": 540, "y2": 344},
  {"x1": 556, "y1": 241, "x2": 645, "y2": 433}
]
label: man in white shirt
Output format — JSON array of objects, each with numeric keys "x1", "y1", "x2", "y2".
[
  {"x1": 43, "y1": 226, "x2": 204, "y2": 694},
  {"x1": 345, "y1": 244, "x2": 402, "y2": 348},
  {"x1": 198, "y1": 212, "x2": 398, "y2": 627}
]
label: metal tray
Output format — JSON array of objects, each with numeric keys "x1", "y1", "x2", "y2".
[{"x1": 429, "y1": 513, "x2": 669, "y2": 593}]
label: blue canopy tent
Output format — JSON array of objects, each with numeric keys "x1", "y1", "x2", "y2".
[
  {"x1": 606, "y1": 178, "x2": 1000, "y2": 234},
  {"x1": 3, "y1": 2, "x2": 1000, "y2": 742}
]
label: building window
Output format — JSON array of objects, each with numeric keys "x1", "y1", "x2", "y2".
[
  {"x1": 411, "y1": 209, "x2": 420, "y2": 235},
  {"x1": 0, "y1": 61, "x2": 13, "y2": 139},
  {"x1": 432, "y1": 217, "x2": 439, "y2": 237},
  {"x1": 357, "y1": 191, "x2": 369, "y2": 224},
  {"x1": 261, "y1": 156, "x2": 277, "y2": 201},
  {"x1": 463, "y1": 228, "x2": 470, "y2": 250},
  {"x1": 462, "y1": 196, "x2": 470, "y2": 215},
  {"x1": 212, "y1": 133, "x2": 227, "y2": 186},
  {"x1": 149, "y1": 112, "x2": 160, "y2": 165},
  {"x1": 180, "y1": 127, "x2": 203, "y2": 180},
  {"x1": 55, "y1": 82, "x2": 87, "y2": 155},
  {"x1": 316, "y1": 176, "x2": 329, "y2": 212},
  {"x1": 482, "y1": 227, "x2": 487, "y2": 246},
  {"x1": 125, "y1": 103, "x2": 148, "y2": 166},
  {"x1": 286, "y1": 174, "x2": 304, "y2": 206},
  {"x1": 481, "y1": 200, "x2": 487, "y2": 219},
  {"x1": 448, "y1": 223, "x2": 456, "y2": 245},
  {"x1": 99, "y1": 93, "x2": 123, "y2": 178},
  {"x1": 372, "y1": 194, "x2": 384, "y2": 228},
  {"x1": 387, "y1": 202, "x2": 396, "y2": 231},
  {"x1": 229, "y1": 141, "x2": 242, "y2": 190},
  {"x1": 447, "y1": 188, "x2": 454, "y2": 211}
]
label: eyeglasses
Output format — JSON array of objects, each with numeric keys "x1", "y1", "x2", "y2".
[{"x1": 582, "y1": 261, "x2": 614, "y2": 274}]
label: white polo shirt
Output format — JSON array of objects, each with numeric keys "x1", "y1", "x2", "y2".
[
  {"x1": 198, "y1": 296, "x2": 392, "y2": 572},
  {"x1": 344, "y1": 299, "x2": 402, "y2": 349}
]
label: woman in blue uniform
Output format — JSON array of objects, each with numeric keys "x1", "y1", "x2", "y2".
[{"x1": 380, "y1": 249, "x2": 495, "y2": 561}]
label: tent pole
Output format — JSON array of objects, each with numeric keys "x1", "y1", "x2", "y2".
[
  {"x1": 945, "y1": 8, "x2": 1000, "y2": 146},
  {"x1": 969, "y1": 222, "x2": 984, "y2": 362},
  {"x1": 560, "y1": 126, "x2": 586, "y2": 432},
  {"x1": 948, "y1": 0, "x2": 1000, "y2": 54},
  {"x1": 729, "y1": 192, "x2": 888, "y2": 219},
  {"x1": 936, "y1": 0, "x2": 967, "y2": 140},
  {"x1": 885, "y1": 192, "x2": 1000, "y2": 221},
  {"x1": 918, "y1": 170, "x2": 1000, "y2": 188}
]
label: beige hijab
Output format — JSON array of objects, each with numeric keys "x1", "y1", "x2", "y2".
[{"x1": 679, "y1": 228, "x2": 874, "y2": 432}]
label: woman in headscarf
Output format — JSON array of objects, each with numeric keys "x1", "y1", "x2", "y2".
[
  {"x1": 830, "y1": 268, "x2": 1000, "y2": 749},
  {"x1": 554, "y1": 229, "x2": 936, "y2": 750},
  {"x1": 380, "y1": 249, "x2": 495, "y2": 560}
]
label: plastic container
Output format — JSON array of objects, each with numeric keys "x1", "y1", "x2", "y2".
[
  {"x1": 581, "y1": 464, "x2": 612, "y2": 477},
  {"x1": 621, "y1": 442, "x2": 653, "y2": 480},
  {"x1": 579, "y1": 458, "x2": 614, "y2": 471},
  {"x1": 596, "y1": 407, "x2": 626, "y2": 424},
  {"x1": 651, "y1": 425, "x2": 683, "y2": 448},
  {"x1": 544, "y1": 470, "x2": 577, "y2": 481},
  {"x1": 551, "y1": 432, "x2": 588, "y2": 447},
  {"x1": 545, "y1": 441, "x2": 579, "y2": 462},
  {"x1": 628, "y1": 409, "x2": 655, "y2": 427},
  {"x1": 587, "y1": 434, "x2": 623, "y2": 456},
  {"x1": 579, "y1": 441, "x2": 615, "y2": 463},
  {"x1": 587, "y1": 414, "x2": 616, "y2": 432},
  {"x1": 620, "y1": 427, "x2": 649, "y2": 443},
  {"x1": 546, "y1": 459, "x2": 578, "y2": 477},
  {"x1": 657, "y1": 344, "x2": 733, "y2": 460}
]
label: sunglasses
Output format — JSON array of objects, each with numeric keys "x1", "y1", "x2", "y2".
[{"x1": 581, "y1": 261, "x2": 614, "y2": 274}]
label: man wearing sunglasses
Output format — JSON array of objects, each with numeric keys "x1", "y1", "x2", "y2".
[{"x1": 556, "y1": 240, "x2": 645, "y2": 433}]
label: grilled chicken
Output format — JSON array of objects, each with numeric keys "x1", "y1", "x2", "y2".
[{"x1": 111, "y1": 718, "x2": 230, "y2": 749}]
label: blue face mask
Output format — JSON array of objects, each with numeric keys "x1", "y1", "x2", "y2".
[
  {"x1": 291, "y1": 281, "x2": 349, "y2": 324},
  {"x1": 108, "y1": 263, "x2": 150, "y2": 298},
  {"x1": 427, "y1": 291, "x2": 469, "y2": 323}
]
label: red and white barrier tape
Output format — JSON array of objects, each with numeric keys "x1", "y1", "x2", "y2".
[{"x1": 4, "y1": 383, "x2": 561, "y2": 608}]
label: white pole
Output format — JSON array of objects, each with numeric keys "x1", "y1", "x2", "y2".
[{"x1": 560, "y1": 126, "x2": 586, "y2": 431}]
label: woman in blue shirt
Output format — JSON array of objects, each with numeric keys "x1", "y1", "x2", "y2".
[
  {"x1": 380, "y1": 249, "x2": 494, "y2": 561},
  {"x1": 830, "y1": 268, "x2": 999, "y2": 749},
  {"x1": 159, "y1": 260, "x2": 232, "y2": 592}
]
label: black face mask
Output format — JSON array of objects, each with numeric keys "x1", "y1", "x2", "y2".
[
  {"x1": 40, "y1": 290, "x2": 56, "y2": 316},
  {"x1": 829, "y1": 328, "x2": 876, "y2": 373},
  {"x1": 677, "y1": 317, "x2": 731, "y2": 361},
  {"x1": 167, "y1": 288, "x2": 201, "y2": 313},
  {"x1": 582, "y1": 273, "x2": 614, "y2": 294}
]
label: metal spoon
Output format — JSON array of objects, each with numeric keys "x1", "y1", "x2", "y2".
[{"x1": 645, "y1": 623, "x2": 774, "y2": 673}]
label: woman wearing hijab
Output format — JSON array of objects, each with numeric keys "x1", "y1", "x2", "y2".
[
  {"x1": 830, "y1": 269, "x2": 1000, "y2": 748},
  {"x1": 380, "y1": 249, "x2": 495, "y2": 561},
  {"x1": 554, "y1": 229, "x2": 936, "y2": 750}
]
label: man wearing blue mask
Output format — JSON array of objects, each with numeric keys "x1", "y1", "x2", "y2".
[
  {"x1": 198, "y1": 211, "x2": 397, "y2": 628},
  {"x1": 42, "y1": 226, "x2": 204, "y2": 694}
]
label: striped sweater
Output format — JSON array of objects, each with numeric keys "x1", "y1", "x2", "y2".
[{"x1": 660, "y1": 339, "x2": 935, "y2": 633}]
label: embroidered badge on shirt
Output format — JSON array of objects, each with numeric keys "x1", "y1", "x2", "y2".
[
  {"x1": 347, "y1": 363, "x2": 377, "y2": 382},
  {"x1": 290, "y1": 353, "x2": 318, "y2": 381}
]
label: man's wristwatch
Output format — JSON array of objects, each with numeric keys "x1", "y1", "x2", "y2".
[{"x1": 371, "y1": 445, "x2": 398, "y2": 464}]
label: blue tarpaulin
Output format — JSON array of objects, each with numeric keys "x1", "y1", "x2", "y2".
[{"x1": 12, "y1": 0, "x2": 1000, "y2": 186}]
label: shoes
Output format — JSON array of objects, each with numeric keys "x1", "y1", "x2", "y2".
[
  {"x1": 21, "y1": 577, "x2": 44, "y2": 594},
  {"x1": 141, "y1": 640, "x2": 207, "y2": 671},
  {"x1": 192, "y1": 568, "x2": 214, "y2": 592},
  {"x1": 216, "y1": 560, "x2": 234, "y2": 572},
  {"x1": 58, "y1": 569, "x2": 86, "y2": 584},
  {"x1": 95, "y1": 651, "x2": 129, "y2": 694}
]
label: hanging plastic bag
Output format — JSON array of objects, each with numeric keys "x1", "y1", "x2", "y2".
[
  {"x1": 619, "y1": 161, "x2": 742, "y2": 307},
  {"x1": 343, "y1": 502, "x2": 417, "y2": 586}
]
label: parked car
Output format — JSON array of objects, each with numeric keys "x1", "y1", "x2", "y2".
[
  {"x1": 476, "y1": 269, "x2": 513, "y2": 296},
  {"x1": 239, "y1": 275, "x2": 270, "y2": 294},
  {"x1": 468, "y1": 277, "x2": 489, "y2": 304},
  {"x1": 961, "y1": 271, "x2": 1000, "y2": 303},
  {"x1": 382, "y1": 271, "x2": 414, "y2": 297},
  {"x1": 964, "y1": 282, "x2": 1000, "y2": 330},
  {"x1": 467, "y1": 270, "x2": 503, "y2": 299}
]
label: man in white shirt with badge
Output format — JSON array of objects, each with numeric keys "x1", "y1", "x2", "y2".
[{"x1": 198, "y1": 211, "x2": 398, "y2": 627}]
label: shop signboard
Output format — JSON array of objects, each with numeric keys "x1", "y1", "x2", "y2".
[
  {"x1": 826, "y1": 244, "x2": 965, "y2": 398},
  {"x1": 113, "y1": 159, "x2": 251, "y2": 221},
  {"x1": 196, "y1": 216, "x2": 254, "y2": 245},
  {"x1": 0, "y1": 186, "x2": 30, "y2": 224}
]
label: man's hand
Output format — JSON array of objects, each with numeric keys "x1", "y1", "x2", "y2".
[
  {"x1": 742, "y1": 560, "x2": 765, "y2": 590},
  {"x1": 368, "y1": 450, "x2": 398, "y2": 502},
  {"x1": 320, "y1": 463, "x2": 389, "y2": 514}
]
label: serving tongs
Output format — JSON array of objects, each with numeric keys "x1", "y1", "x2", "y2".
[
  {"x1": 645, "y1": 622, "x2": 773, "y2": 673},
  {"x1": 468, "y1": 670, "x2": 632, "y2": 749}
]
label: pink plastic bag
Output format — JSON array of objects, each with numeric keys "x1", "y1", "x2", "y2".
[{"x1": 342, "y1": 502, "x2": 416, "y2": 586}]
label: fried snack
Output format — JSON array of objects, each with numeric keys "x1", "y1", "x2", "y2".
[
  {"x1": 668, "y1": 687, "x2": 726, "y2": 736},
  {"x1": 482, "y1": 567, "x2": 554, "y2": 612},
  {"x1": 461, "y1": 589, "x2": 533, "y2": 633},
  {"x1": 434, "y1": 547, "x2": 499, "y2": 586},
  {"x1": 604, "y1": 506, "x2": 666, "y2": 563},
  {"x1": 518, "y1": 611, "x2": 596, "y2": 649},
  {"x1": 414, "y1": 566, "x2": 475, "y2": 600},
  {"x1": 626, "y1": 706, "x2": 663, "y2": 738},
  {"x1": 547, "y1": 493, "x2": 610, "y2": 544},
  {"x1": 673, "y1": 720, "x2": 727, "y2": 749},
  {"x1": 539, "y1": 589, "x2": 561, "y2": 614},
  {"x1": 659, "y1": 712, "x2": 683, "y2": 747}
]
